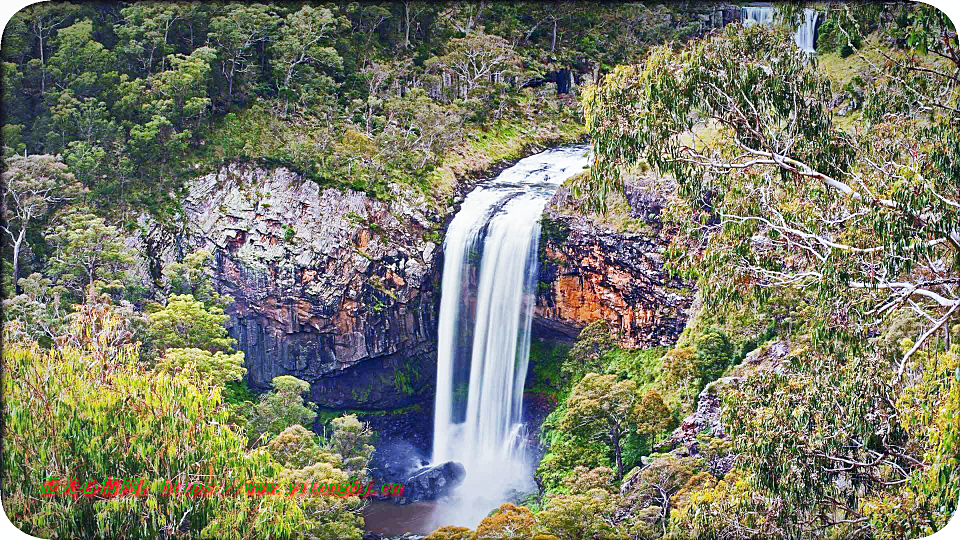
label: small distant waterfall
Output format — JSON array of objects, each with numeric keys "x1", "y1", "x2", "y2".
[
  {"x1": 742, "y1": 6, "x2": 820, "y2": 53},
  {"x1": 431, "y1": 146, "x2": 591, "y2": 527}
]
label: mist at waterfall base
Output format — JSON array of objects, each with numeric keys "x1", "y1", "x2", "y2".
[{"x1": 424, "y1": 146, "x2": 592, "y2": 528}]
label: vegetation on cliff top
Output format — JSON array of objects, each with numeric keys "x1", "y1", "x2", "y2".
[{"x1": 1, "y1": 1, "x2": 710, "y2": 223}]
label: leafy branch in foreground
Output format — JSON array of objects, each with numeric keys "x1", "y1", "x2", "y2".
[
  {"x1": 582, "y1": 13, "x2": 960, "y2": 538},
  {"x1": 583, "y1": 19, "x2": 960, "y2": 376}
]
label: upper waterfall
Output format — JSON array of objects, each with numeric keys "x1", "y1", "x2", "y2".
[
  {"x1": 742, "y1": 6, "x2": 820, "y2": 53},
  {"x1": 431, "y1": 145, "x2": 592, "y2": 527}
]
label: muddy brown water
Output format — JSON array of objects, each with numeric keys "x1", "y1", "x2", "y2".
[{"x1": 362, "y1": 500, "x2": 446, "y2": 536}]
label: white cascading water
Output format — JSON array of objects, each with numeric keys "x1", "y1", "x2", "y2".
[
  {"x1": 742, "y1": 6, "x2": 820, "y2": 53},
  {"x1": 431, "y1": 145, "x2": 591, "y2": 527}
]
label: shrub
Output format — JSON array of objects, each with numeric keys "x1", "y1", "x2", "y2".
[
  {"x1": 475, "y1": 503, "x2": 537, "y2": 540},
  {"x1": 246, "y1": 375, "x2": 318, "y2": 444}
]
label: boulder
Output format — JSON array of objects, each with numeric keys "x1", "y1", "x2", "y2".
[{"x1": 398, "y1": 461, "x2": 466, "y2": 504}]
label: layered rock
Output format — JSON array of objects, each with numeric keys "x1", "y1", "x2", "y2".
[
  {"x1": 534, "y1": 175, "x2": 692, "y2": 347},
  {"x1": 179, "y1": 163, "x2": 442, "y2": 409}
]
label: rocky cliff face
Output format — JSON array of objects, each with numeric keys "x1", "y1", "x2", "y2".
[
  {"x1": 135, "y1": 151, "x2": 691, "y2": 413},
  {"x1": 534, "y1": 175, "x2": 692, "y2": 347},
  {"x1": 179, "y1": 164, "x2": 442, "y2": 409}
]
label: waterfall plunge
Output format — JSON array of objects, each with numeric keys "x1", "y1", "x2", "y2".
[
  {"x1": 742, "y1": 6, "x2": 820, "y2": 53},
  {"x1": 431, "y1": 146, "x2": 591, "y2": 527}
]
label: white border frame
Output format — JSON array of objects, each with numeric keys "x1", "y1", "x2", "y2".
[{"x1": 0, "y1": 1, "x2": 958, "y2": 539}]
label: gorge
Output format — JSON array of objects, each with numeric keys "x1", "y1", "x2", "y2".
[
  {"x1": 157, "y1": 139, "x2": 694, "y2": 536},
  {"x1": 6, "y1": 2, "x2": 958, "y2": 539}
]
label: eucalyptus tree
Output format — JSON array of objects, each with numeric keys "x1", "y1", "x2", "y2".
[
  {"x1": 429, "y1": 30, "x2": 521, "y2": 100},
  {"x1": 115, "y1": 3, "x2": 183, "y2": 76},
  {"x1": 272, "y1": 5, "x2": 344, "y2": 114},
  {"x1": 583, "y1": 21, "x2": 960, "y2": 377},
  {"x1": 1, "y1": 154, "x2": 84, "y2": 294},
  {"x1": 13, "y1": 1, "x2": 83, "y2": 95},
  {"x1": 581, "y1": 11, "x2": 960, "y2": 537},
  {"x1": 46, "y1": 18, "x2": 116, "y2": 97},
  {"x1": 208, "y1": 3, "x2": 280, "y2": 104},
  {"x1": 46, "y1": 210, "x2": 131, "y2": 296},
  {"x1": 561, "y1": 373, "x2": 641, "y2": 480}
]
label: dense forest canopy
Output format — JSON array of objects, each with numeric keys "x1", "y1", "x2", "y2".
[
  {"x1": 0, "y1": 0, "x2": 720, "y2": 302},
  {"x1": 2, "y1": 1, "x2": 959, "y2": 539},
  {"x1": 0, "y1": 1, "x2": 709, "y2": 208}
]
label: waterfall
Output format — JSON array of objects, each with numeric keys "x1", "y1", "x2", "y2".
[
  {"x1": 794, "y1": 8, "x2": 820, "y2": 53},
  {"x1": 432, "y1": 145, "x2": 591, "y2": 526},
  {"x1": 741, "y1": 6, "x2": 820, "y2": 53}
]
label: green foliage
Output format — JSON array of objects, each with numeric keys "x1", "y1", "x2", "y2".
[
  {"x1": 46, "y1": 210, "x2": 133, "y2": 297},
  {"x1": 1, "y1": 321, "x2": 317, "y2": 539},
  {"x1": 563, "y1": 465, "x2": 615, "y2": 495},
  {"x1": 861, "y1": 343, "x2": 960, "y2": 539},
  {"x1": 601, "y1": 346, "x2": 668, "y2": 385},
  {"x1": 428, "y1": 30, "x2": 521, "y2": 114},
  {"x1": 425, "y1": 526, "x2": 476, "y2": 540},
  {"x1": 246, "y1": 375, "x2": 318, "y2": 445},
  {"x1": 622, "y1": 456, "x2": 716, "y2": 540},
  {"x1": 693, "y1": 328, "x2": 733, "y2": 379},
  {"x1": 661, "y1": 327, "x2": 735, "y2": 408},
  {"x1": 327, "y1": 414, "x2": 375, "y2": 477},
  {"x1": 208, "y1": 4, "x2": 280, "y2": 103},
  {"x1": 528, "y1": 340, "x2": 571, "y2": 395},
  {"x1": 272, "y1": 6, "x2": 343, "y2": 100},
  {"x1": 265, "y1": 418, "x2": 375, "y2": 540},
  {"x1": 720, "y1": 344, "x2": 959, "y2": 538},
  {"x1": 162, "y1": 249, "x2": 230, "y2": 308},
  {"x1": 667, "y1": 467, "x2": 778, "y2": 540},
  {"x1": 537, "y1": 321, "x2": 677, "y2": 494},
  {"x1": 267, "y1": 424, "x2": 334, "y2": 470},
  {"x1": 260, "y1": 418, "x2": 376, "y2": 540},
  {"x1": 2, "y1": 273, "x2": 70, "y2": 346},
  {"x1": 147, "y1": 294, "x2": 236, "y2": 354},
  {"x1": 1, "y1": 154, "x2": 85, "y2": 291},
  {"x1": 537, "y1": 431, "x2": 610, "y2": 495},
  {"x1": 153, "y1": 347, "x2": 246, "y2": 386},
  {"x1": 563, "y1": 321, "x2": 617, "y2": 382},
  {"x1": 474, "y1": 503, "x2": 538, "y2": 540},
  {"x1": 561, "y1": 373, "x2": 641, "y2": 480},
  {"x1": 223, "y1": 378, "x2": 256, "y2": 406},
  {"x1": 273, "y1": 459, "x2": 366, "y2": 540},
  {"x1": 540, "y1": 215, "x2": 570, "y2": 246},
  {"x1": 635, "y1": 388, "x2": 671, "y2": 440},
  {"x1": 393, "y1": 360, "x2": 418, "y2": 396},
  {"x1": 537, "y1": 490, "x2": 625, "y2": 540}
]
